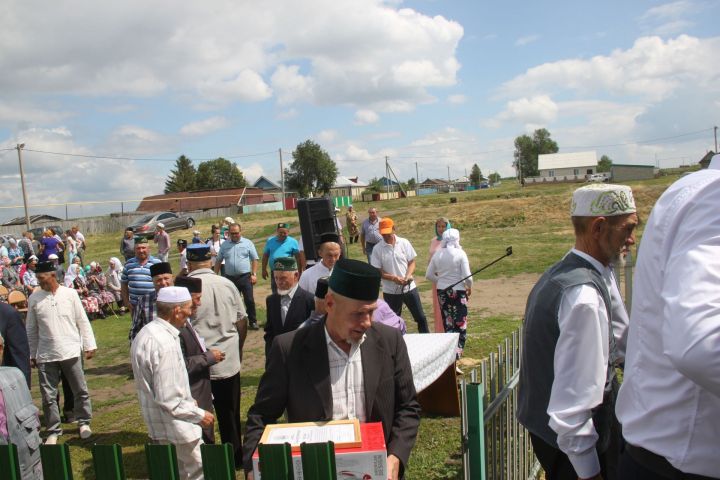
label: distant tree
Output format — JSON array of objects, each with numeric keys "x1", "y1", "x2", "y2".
[
  {"x1": 598, "y1": 154, "x2": 613, "y2": 172},
  {"x1": 407, "y1": 177, "x2": 416, "y2": 190},
  {"x1": 513, "y1": 128, "x2": 559, "y2": 180},
  {"x1": 488, "y1": 172, "x2": 501, "y2": 185},
  {"x1": 363, "y1": 177, "x2": 384, "y2": 194},
  {"x1": 164, "y1": 155, "x2": 197, "y2": 193},
  {"x1": 195, "y1": 158, "x2": 247, "y2": 190},
  {"x1": 469, "y1": 164, "x2": 482, "y2": 187},
  {"x1": 284, "y1": 140, "x2": 339, "y2": 197}
]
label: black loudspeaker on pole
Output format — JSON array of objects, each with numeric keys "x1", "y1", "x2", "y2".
[{"x1": 296, "y1": 198, "x2": 338, "y2": 262}]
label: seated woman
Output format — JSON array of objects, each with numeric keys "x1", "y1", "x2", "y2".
[
  {"x1": 64, "y1": 264, "x2": 102, "y2": 319},
  {"x1": 86, "y1": 262, "x2": 116, "y2": 314},
  {"x1": 6, "y1": 238, "x2": 24, "y2": 267},
  {"x1": 106, "y1": 257, "x2": 125, "y2": 313},
  {"x1": 1, "y1": 256, "x2": 23, "y2": 292}
]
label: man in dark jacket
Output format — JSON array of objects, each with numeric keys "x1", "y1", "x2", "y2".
[
  {"x1": 263, "y1": 256, "x2": 314, "y2": 361},
  {"x1": 0, "y1": 302, "x2": 31, "y2": 387},
  {"x1": 244, "y1": 258, "x2": 420, "y2": 480},
  {"x1": 175, "y1": 275, "x2": 224, "y2": 445}
]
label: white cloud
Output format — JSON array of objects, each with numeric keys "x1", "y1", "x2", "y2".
[
  {"x1": 447, "y1": 94, "x2": 467, "y2": 104},
  {"x1": 316, "y1": 130, "x2": 338, "y2": 144},
  {"x1": 641, "y1": 1, "x2": 695, "y2": 21},
  {"x1": 354, "y1": 109, "x2": 380, "y2": 125},
  {"x1": 515, "y1": 34, "x2": 540, "y2": 46},
  {"x1": 498, "y1": 35, "x2": 720, "y2": 102},
  {"x1": 239, "y1": 163, "x2": 266, "y2": 183},
  {"x1": 103, "y1": 125, "x2": 172, "y2": 155},
  {"x1": 0, "y1": 127, "x2": 163, "y2": 221},
  {"x1": 179, "y1": 116, "x2": 229, "y2": 136},
  {"x1": 489, "y1": 95, "x2": 559, "y2": 128},
  {"x1": 0, "y1": 1, "x2": 463, "y2": 114},
  {"x1": 0, "y1": 102, "x2": 71, "y2": 129}
]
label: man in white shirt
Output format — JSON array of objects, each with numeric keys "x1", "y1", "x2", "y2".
[
  {"x1": 26, "y1": 261, "x2": 97, "y2": 445},
  {"x1": 298, "y1": 232, "x2": 341, "y2": 294},
  {"x1": 370, "y1": 218, "x2": 429, "y2": 333},
  {"x1": 615, "y1": 154, "x2": 720, "y2": 479},
  {"x1": 131, "y1": 286, "x2": 214, "y2": 480},
  {"x1": 517, "y1": 184, "x2": 638, "y2": 480},
  {"x1": 71, "y1": 226, "x2": 86, "y2": 266}
]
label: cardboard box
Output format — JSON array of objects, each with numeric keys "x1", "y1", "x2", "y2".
[{"x1": 253, "y1": 422, "x2": 388, "y2": 479}]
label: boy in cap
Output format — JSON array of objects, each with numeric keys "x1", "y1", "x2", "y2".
[
  {"x1": 120, "y1": 227, "x2": 135, "y2": 261},
  {"x1": 243, "y1": 258, "x2": 420, "y2": 480},
  {"x1": 27, "y1": 261, "x2": 97, "y2": 444},
  {"x1": 131, "y1": 286, "x2": 214, "y2": 480},
  {"x1": 153, "y1": 223, "x2": 170, "y2": 262},
  {"x1": 518, "y1": 184, "x2": 638, "y2": 480},
  {"x1": 263, "y1": 256, "x2": 314, "y2": 361},
  {"x1": 177, "y1": 239, "x2": 188, "y2": 276},
  {"x1": 261, "y1": 223, "x2": 303, "y2": 294}
]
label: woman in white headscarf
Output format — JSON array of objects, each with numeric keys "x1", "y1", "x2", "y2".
[
  {"x1": 426, "y1": 228, "x2": 472, "y2": 358},
  {"x1": 107, "y1": 257, "x2": 124, "y2": 312}
]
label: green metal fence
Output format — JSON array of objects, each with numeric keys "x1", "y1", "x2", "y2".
[{"x1": 461, "y1": 328, "x2": 540, "y2": 480}]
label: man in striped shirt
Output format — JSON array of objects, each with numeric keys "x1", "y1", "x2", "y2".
[{"x1": 121, "y1": 237, "x2": 161, "y2": 314}]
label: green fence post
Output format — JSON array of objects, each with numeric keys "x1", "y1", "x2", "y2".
[
  {"x1": 200, "y1": 443, "x2": 235, "y2": 480},
  {"x1": 39, "y1": 444, "x2": 74, "y2": 480},
  {"x1": 0, "y1": 444, "x2": 21, "y2": 480},
  {"x1": 300, "y1": 441, "x2": 336, "y2": 480},
  {"x1": 466, "y1": 382, "x2": 486, "y2": 480},
  {"x1": 144, "y1": 444, "x2": 179, "y2": 480},
  {"x1": 92, "y1": 444, "x2": 126, "y2": 480},
  {"x1": 258, "y1": 443, "x2": 294, "y2": 480}
]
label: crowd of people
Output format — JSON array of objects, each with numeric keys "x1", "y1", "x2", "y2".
[{"x1": 2, "y1": 156, "x2": 719, "y2": 480}]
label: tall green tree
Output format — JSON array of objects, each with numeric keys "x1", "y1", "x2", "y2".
[
  {"x1": 285, "y1": 140, "x2": 339, "y2": 197},
  {"x1": 407, "y1": 177, "x2": 416, "y2": 190},
  {"x1": 164, "y1": 155, "x2": 197, "y2": 193},
  {"x1": 195, "y1": 158, "x2": 247, "y2": 190},
  {"x1": 469, "y1": 164, "x2": 482, "y2": 187},
  {"x1": 597, "y1": 154, "x2": 613, "y2": 172},
  {"x1": 488, "y1": 172, "x2": 501, "y2": 185},
  {"x1": 513, "y1": 128, "x2": 559, "y2": 179}
]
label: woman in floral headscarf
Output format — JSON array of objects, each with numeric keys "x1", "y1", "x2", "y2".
[
  {"x1": 107, "y1": 257, "x2": 125, "y2": 312},
  {"x1": 428, "y1": 217, "x2": 451, "y2": 332},
  {"x1": 65, "y1": 263, "x2": 101, "y2": 318},
  {"x1": 86, "y1": 262, "x2": 116, "y2": 314},
  {"x1": 426, "y1": 228, "x2": 472, "y2": 359}
]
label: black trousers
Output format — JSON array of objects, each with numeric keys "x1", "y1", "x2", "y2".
[
  {"x1": 531, "y1": 432, "x2": 619, "y2": 480},
  {"x1": 384, "y1": 289, "x2": 430, "y2": 333},
  {"x1": 211, "y1": 373, "x2": 242, "y2": 468},
  {"x1": 619, "y1": 444, "x2": 717, "y2": 480},
  {"x1": 225, "y1": 273, "x2": 257, "y2": 325}
]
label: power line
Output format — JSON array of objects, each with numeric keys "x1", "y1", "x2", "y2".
[{"x1": 21, "y1": 148, "x2": 278, "y2": 162}]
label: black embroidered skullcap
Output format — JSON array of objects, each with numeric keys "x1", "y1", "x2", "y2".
[
  {"x1": 319, "y1": 232, "x2": 340, "y2": 244},
  {"x1": 35, "y1": 261, "x2": 56, "y2": 274},
  {"x1": 328, "y1": 258, "x2": 380, "y2": 301},
  {"x1": 174, "y1": 275, "x2": 202, "y2": 294},
  {"x1": 149, "y1": 262, "x2": 172, "y2": 277},
  {"x1": 315, "y1": 277, "x2": 329, "y2": 299}
]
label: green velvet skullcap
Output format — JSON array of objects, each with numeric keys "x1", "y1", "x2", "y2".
[
  {"x1": 134, "y1": 236, "x2": 148, "y2": 244},
  {"x1": 273, "y1": 256, "x2": 297, "y2": 271},
  {"x1": 329, "y1": 258, "x2": 380, "y2": 301}
]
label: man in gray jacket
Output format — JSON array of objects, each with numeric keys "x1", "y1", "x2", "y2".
[{"x1": 0, "y1": 332, "x2": 43, "y2": 479}]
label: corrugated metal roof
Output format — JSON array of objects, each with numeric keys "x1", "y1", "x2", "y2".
[
  {"x1": 538, "y1": 151, "x2": 597, "y2": 170},
  {"x1": 136, "y1": 187, "x2": 267, "y2": 212},
  {"x1": 333, "y1": 175, "x2": 368, "y2": 188}
]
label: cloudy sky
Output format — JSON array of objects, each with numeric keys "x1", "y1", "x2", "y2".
[{"x1": 1, "y1": 0, "x2": 719, "y2": 221}]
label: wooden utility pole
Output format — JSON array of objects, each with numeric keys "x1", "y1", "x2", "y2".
[
  {"x1": 17, "y1": 144, "x2": 31, "y2": 230},
  {"x1": 279, "y1": 148, "x2": 286, "y2": 209}
]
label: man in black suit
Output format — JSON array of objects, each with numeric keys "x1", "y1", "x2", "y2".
[
  {"x1": 0, "y1": 302, "x2": 31, "y2": 387},
  {"x1": 263, "y1": 256, "x2": 314, "y2": 361},
  {"x1": 244, "y1": 258, "x2": 420, "y2": 480},
  {"x1": 175, "y1": 275, "x2": 224, "y2": 445}
]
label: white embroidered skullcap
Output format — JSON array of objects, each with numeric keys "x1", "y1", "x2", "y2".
[
  {"x1": 571, "y1": 184, "x2": 636, "y2": 217},
  {"x1": 156, "y1": 286, "x2": 191, "y2": 303}
]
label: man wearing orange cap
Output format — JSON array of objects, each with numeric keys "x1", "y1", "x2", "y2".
[{"x1": 370, "y1": 218, "x2": 429, "y2": 333}]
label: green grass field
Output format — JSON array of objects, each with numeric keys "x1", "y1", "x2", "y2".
[{"x1": 33, "y1": 174, "x2": 682, "y2": 478}]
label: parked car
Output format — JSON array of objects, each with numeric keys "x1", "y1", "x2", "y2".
[
  {"x1": 127, "y1": 212, "x2": 195, "y2": 238},
  {"x1": 587, "y1": 173, "x2": 608, "y2": 183},
  {"x1": 29, "y1": 225, "x2": 64, "y2": 238}
]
